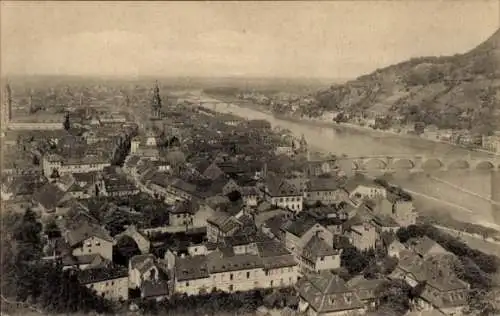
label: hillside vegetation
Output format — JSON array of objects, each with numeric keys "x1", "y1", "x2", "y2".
[{"x1": 315, "y1": 29, "x2": 500, "y2": 134}]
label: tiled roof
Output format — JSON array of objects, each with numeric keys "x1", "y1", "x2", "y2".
[
  {"x1": 406, "y1": 236, "x2": 445, "y2": 257},
  {"x1": 170, "y1": 178, "x2": 197, "y2": 194},
  {"x1": 302, "y1": 235, "x2": 339, "y2": 262},
  {"x1": 171, "y1": 200, "x2": 198, "y2": 215},
  {"x1": 65, "y1": 222, "x2": 114, "y2": 247},
  {"x1": 372, "y1": 215, "x2": 400, "y2": 228},
  {"x1": 78, "y1": 264, "x2": 128, "y2": 284},
  {"x1": 206, "y1": 212, "x2": 241, "y2": 234},
  {"x1": 141, "y1": 280, "x2": 169, "y2": 298},
  {"x1": 282, "y1": 214, "x2": 319, "y2": 238},
  {"x1": 346, "y1": 276, "x2": 384, "y2": 301},
  {"x1": 265, "y1": 176, "x2": 301, "y2": 197},
  {"x1": 130, "y1": 254, "x2": 157, "y2": 272},
  {"x1": 308, "y1": 177, "x2": 343, "y2": 192},
  {"x1": 393, "y1": 252, "x2": 468, "y2": 292},
  {"x1": 32, "y1": 183, "x2": 67, "y2": 210},
  {"x1": 209, "y1": 252, "x2": 263, "y2": 273},
  {"x1": 62, "y1": 253, "x2": 106, "y2": 268},
  {"x1": 175, "y1": 255, "x2": 210, "y2": 281},
  {"x1": 296, "y1": 272, "x2": 364, "y2": 313}
]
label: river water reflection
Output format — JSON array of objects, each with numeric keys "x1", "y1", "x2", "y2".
[{"x1": 199, "y1": 97, "x2": 500, "y2": 226}]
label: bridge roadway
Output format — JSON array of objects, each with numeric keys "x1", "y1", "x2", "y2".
[{"x1": 337, "y1": 154, "x2": 500, "y2": 172}]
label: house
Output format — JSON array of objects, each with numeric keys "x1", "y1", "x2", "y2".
[
  {"x1": 262, "y1": 176, "x2": 304, "y2": 212},
  {"x1": 94, "y1": 172, "x2": 139, "y2": 197},
  {"x1": 344, "y1": 176, "x2": 386, "y2": 203},
  {"x1": 32, "y1": 183, "x2": 72, "y2": 213},
  {"x1": 64, "y1": 222, "x2": 115, "y2": 261},
  {"x1": 300, "y1": 235, "x2": 341, "y2": 272},
  {"x1": 240, "y1": 186, "x2": 260, "y2": 207},
  {"x1": 406, "y1": 236, "x2": 449, "y2": 259},
  {"x1": 78, "y1": 264, "x2": 129, "y2": 301},
  {"x1": 206, "y1": 212, "x2": 242, "y2": 243},
  {"x1": 173, "y1": 240, "x2": 299, "y2": 296},
  {"x1": 141, "y1": 280, "x2": 170, "y2": 301},
  {"x1": 305, "y1": 177, "x2": 347, "y2": 205},
  {"x1": 370, "y1": 215, "x2": 400, "y2": 234},
  {"x1": 128, "y1": 254, "x2": 169, "y2": 290},
  {"x1": 61, "y1": 253, "x2": 108, "y2": 271},
  {"x1": 346, "y1": 220, "x2": 379, "y2": 251},
  {"x1": 169, "y1": 200, "x2": 198, "y2": 227},
  {"x1": 347, "y1": 276, "x2": 385, "y2": 309},
  {"x1": 296, "y1": 272, "x2": 366, "y2": 316},
  {"x1": 304, "y1": 159, "x2": 337, "y2": 177},
  {"x1": 282, "y1": 215, "x2": 334, "y2": 260},
  {"x1": 390, "y1": 253, "x2": 469, "y2": 315}
]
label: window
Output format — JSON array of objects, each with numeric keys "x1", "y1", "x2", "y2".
[
  {"x1": 229, "y1": 285, "x2": 234, "y2": 291},
  {"x1": 320, "y1": 256, "x2": 325, "y2": 261},
  {"x1": 265, "y1": 271, "x2": 269, "y2": 276},
  {"x1": 186, "y1": 282, "x2": 190, "y2": 287},
  {"x1": 230, "y1": 273, "x2": 233, "y2": 281},
  {"x1": 270, "y1": 280, "x2": 274, "y2": 287},
  {"x1": 246, "y1": 272, "x2": 250, "y2": 279}
]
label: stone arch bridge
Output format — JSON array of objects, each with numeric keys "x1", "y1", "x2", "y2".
[{"x1": 337, "y1": 155, "x2": 500, "y2": 173}]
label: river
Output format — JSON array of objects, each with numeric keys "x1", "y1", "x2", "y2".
[{"x1": 195, "y1": 93, "x2": 500, "y2": 228}]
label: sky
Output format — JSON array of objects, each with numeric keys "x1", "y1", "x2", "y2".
[{"x1": 1, "y1": 1, "x2": 499, "y2": 79}]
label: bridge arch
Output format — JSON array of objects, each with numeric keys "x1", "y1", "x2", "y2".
[
  {"x1": 475, "y1": 161, "x2": 495, "y2": 171},
  {"x1": 448, "y1": 159, "x2": 470, "y2": 170},
  {"x1": 115, "y1": 225, "x2": 151, "y2": 254},
  {"x1": 391, "y1": 158, "x2": 415, "y2": 170},
  {"x1": 363, "y1": 158, "x2": 387, "y2": 170},
  {"x1": 421, "y1": 158, "x2": 443, "y2": 171}
]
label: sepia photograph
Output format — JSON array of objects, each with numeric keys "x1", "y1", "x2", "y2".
[{"x1": 1, "y1": 1, "x2": 500, "y2": 315}]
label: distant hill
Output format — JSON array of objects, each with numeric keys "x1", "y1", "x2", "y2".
[{"x1": 315, "y1": 29, "x2": 500, "y2": 134}]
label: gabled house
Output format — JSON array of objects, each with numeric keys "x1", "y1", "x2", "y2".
[
  {"x1": 305, "y1": 177, "x2": 347, "y2": 205},
  {"x1": 206, "y1": 212, "x2": 242, "y2": 243},
  {"x1": 169, "y1": 200, "x2": 198, "y2": 227},
  {"x1": 78, "y1": 264, "x2": 129, "y2": 301},
  {"x1": 262, "y1": 176, "x2": 304, "y2": 212},
  {"x1": 128, "y1": 254, "x2": 169, "y2": 291},
  {"x1": 345, "y1": 218, "x2": 379, "y2": 251},
  {"x1": 406, "y1": 236, "x2": 450, "y2": 259},
  {"x1": 300, "y1": 235, "x2": 341, "y2": 272},
  {"x1": 296, "y1": 272, "x2": 366, "y2": 316},
  {"x1": 344, "y1": 176, "x2": 386, "y2": 204},
  {"x1": 239, "y1": 186, "x2": 260, "y2": 207},
  {"x1": 282, "y1": 215, "x2": 334, "y2": 260},
  {"x1": 347, "y1": 276, "x2": 385, "y2": 309},
  {"x1": 64, "y1": 222, "x2": 115, "y2": 261},
  {"x1": 389, "y1": 253, "x2": 469, "y2": 315}
]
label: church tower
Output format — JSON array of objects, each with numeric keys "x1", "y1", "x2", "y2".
[
  {"x1": 151, "y1": 81, "x2": 162, "y2": 119},
  {"x1": 2, "y1": 84, "x2": 12, "y2": 130}
]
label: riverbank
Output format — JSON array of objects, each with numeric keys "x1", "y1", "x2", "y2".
[{"x1": 209, "y1": 93, "x2": 500, "y2": 158}]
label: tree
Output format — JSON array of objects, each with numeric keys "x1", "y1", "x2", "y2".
[
  {"x1": 44, "y1": 218, "x2": 61, "y2": 239},
  {"x1": 226, "y1": 190, "x2": 242, "y2": 202},
  {"x1": 63, "y1": 112, "x2": 71, "y2": 130},
  {"x1": 340, "y1": 246, "x2": 370, "y2": 275},
  {"x1": 375, "y1": 279, "x2": 412, "y2": 315},
  {"x1": 396, "y1": 225, "x2": 427, "y2": 243},
  {"x1": 13, "y1": 208, "x2": 43, "y2": 262}
]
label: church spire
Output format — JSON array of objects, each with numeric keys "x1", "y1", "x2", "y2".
[{"x1": 151, "y1": 81, "x2": 162, "y2": 119}]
